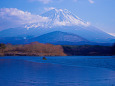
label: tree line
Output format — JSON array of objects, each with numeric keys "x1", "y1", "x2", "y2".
[
  {"x1": 62, "y1": 44, "x2": 115, "y2": 56},
  {"x1": 0, "y1": 42, "x2": 66, "y2": 56},
  {"x1": 0, "y1": 42, "x2": 115, "y2": 56}
]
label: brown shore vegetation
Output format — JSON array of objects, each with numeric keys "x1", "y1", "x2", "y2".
[
  {"x1": 0, "y1": 42, "x2": 67, "y2": 56},
  {"x1": 0, "y1": 42, "x2": 114, "y2": 56}
]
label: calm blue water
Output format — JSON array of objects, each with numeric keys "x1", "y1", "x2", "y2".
[{"x1": 0, "y1": 56, "x2": 115, "y2": 86}]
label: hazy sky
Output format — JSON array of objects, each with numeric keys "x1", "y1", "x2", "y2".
[{"x1": 0, "y1": 0, "x2": 115, "y2": 35}]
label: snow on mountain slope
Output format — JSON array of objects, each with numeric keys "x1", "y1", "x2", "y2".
[
  {"x1": 25, "y1": 8, "x2": 90, "y2": 29},
  {"x1": 42, "y1": 9, "x2": 90, "y2": 27}
]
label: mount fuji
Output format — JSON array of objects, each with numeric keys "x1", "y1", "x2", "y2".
[{"x1": 0, "y1": 8, "x2": 114, "y2": 44}]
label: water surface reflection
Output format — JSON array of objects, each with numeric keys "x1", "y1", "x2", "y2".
[{"x1": 0, "y1": 58, "x2": 115, "y2": 86}]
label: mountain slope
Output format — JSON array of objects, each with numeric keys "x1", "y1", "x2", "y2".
[
  {"x1": 0, "y1": 8, "x2": 114, "y2": 44},
  {"x1": 40, "y1": 9, "x2": 115, "y2": 43},
  {"x1": 29, "y1": 31, "x2": 89, "y2": 45},
  {"x1": 41, "y1": 9, "x2": 90, "y2": 27}
]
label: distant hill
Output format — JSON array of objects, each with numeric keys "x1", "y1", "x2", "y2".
[
  {"x1": 0, "y1": 31, "x2": 114, "y2": 46},
  {"x1": 62, "y1": 45, "x2": 112, "y2": 56},
  {"x1": 0, "y1": 37, "x2": 24, "y2": 44},
  {"x1": 28, "y1": 31, "x2": 90, "y2": 45}
]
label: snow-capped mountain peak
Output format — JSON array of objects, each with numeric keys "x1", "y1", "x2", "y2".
[
  {"x1": 25, "y1": 8, "x2": 90, "y2": 29},
  {"x1": 42, "y1": 8, "x2": 90, "y2": 27}
]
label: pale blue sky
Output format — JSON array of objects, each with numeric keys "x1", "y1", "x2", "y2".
[{"x1": 0, "y1": 0, "x2": 115, "y2": 34}]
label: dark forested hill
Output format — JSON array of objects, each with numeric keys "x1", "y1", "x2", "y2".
[
  {"x1": 0, "y1": 42, "x2": 114, "y2": 56},
  {"x1": 62, "y1": 45, "x2": 112, "y2": 56}
]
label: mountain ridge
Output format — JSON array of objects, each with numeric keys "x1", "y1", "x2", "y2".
[
  {"x1": 29, "y1": 31, "x2": 89, "y2": 44},
  {"x1": 0, "y1": 8, "x2": 114, "y2": 44}
]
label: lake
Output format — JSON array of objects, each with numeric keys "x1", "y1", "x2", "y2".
[{"x1": 0, "y1": 56, "x2": 115, "y2": 86}]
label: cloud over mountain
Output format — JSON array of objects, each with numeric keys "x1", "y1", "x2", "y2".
[
  {"x1": 30, "y1": 0, "x2": 52, "y2": 4},
  {"x1": 0, "y1": 8, "x2": 90, "y2": 30},
  {"x1": 29, "y1": 0, "x2": 94, "y2": 4},
  {"x1": 108, "y1": 33, "x2": 115, "y2": 37},
  {"x1": 0, "y1": 8, "x2": 49, "y2": 30},
  {"x1": 88, "y1": 0, "x2": 94, "y2": 4}
]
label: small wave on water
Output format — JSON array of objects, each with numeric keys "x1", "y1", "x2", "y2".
[{"x1": 0, "y1": 56, "x2": 115, "y2": 86}]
